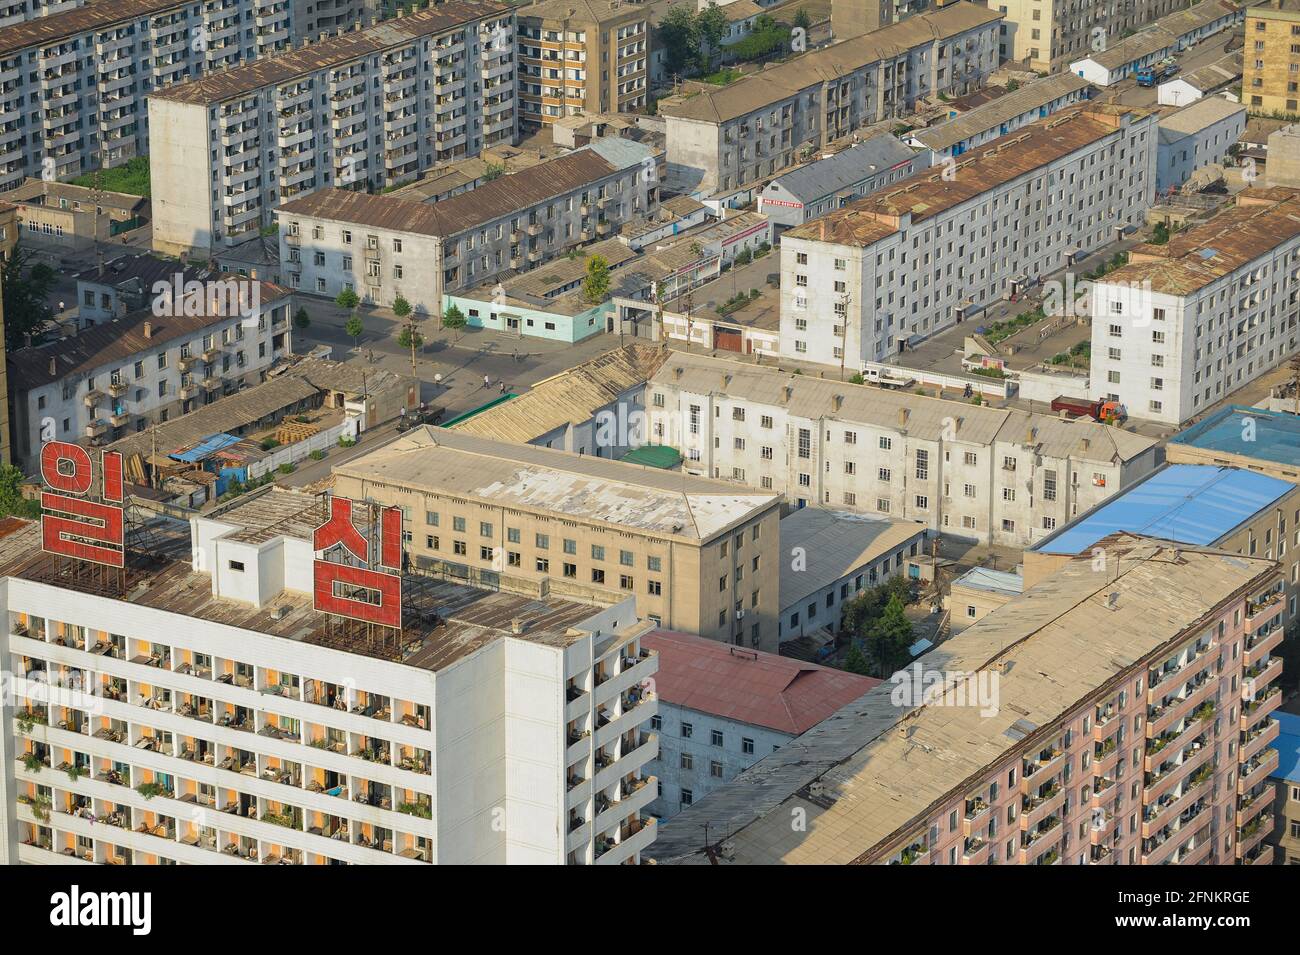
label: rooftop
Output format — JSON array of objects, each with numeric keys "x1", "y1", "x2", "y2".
[
  {"x1": 1072, "y1": 0, "x2": 1239, "y2": 70},
  {"x1": 645, "y1": 630, "x2": 879, "y2": 735},
  {"x1": 1169, "y1": 405, "x2": 1300, "y2": 469},
  {"x1": 8, "y1": 276, "x2": 288, "y2": 393},
  {"x1": 764, "y1": 134, "x2": 919, "y2": 203},
  {"x1": 334, "y1": 426, "x2": 781, "y2": 541},
  {"x1": 149, "y1": 4, "x2": 507, "y2": 105},
  {"x1": 279, "y1": 140, "x2": 656, "y2": 238},
  {"x1": 1031, "y1": 464, "x2": 1295, "y2": 555},
  {"x1": 517, "y1": 0, "x2": 650, "y2": 24},
  {"x1": 785, "y1": 105, "x2": 1151, "y2": 245},
  {"x1": 1100, "y1": 187, "x2": 1300, "y2": 295},
  {"x1": 950, "y1": 566, "x2": 1024, "y2": 597},
  {"x1": 659, "y1": 3, "x2": 1002, "y2": 124},
  {"x1": 648, "y1": 535, "x2": 1276, "y2": 864},
  {"x1": 647, "y1": 351, "x2": 1158, "y2": 464},
  {"x1": 777, "y1": 508, "x2": 926, "y2": 610},
  {"x1": 7, "y1": 178, "x2": 147, "y2": 213},
  {"x1": 449, "y1": 343, "x2": 668, "y2": 445},
  {"x1": 1273, "y1": 712, "x2": 1300, "y2": 784},
  {"x1": 74, "y1": 253, "x2": 206, "y2": 290},
  {"x1": 908, "y1": 73, "x2": 1093, "y2": 152},
  {"x1": 0, "y1": 0, "x2": 185, "y2": 58},
  {"x1": 1157, "y1": 95, "x2": 1245, "y2": 137},
  {"x1": 1166, "y1": 51, "x2": 1241, "y2": 93}
]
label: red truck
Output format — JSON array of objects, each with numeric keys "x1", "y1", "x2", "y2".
[{"x1": 1051, "y1": 395, "x2": 1125, "y2": 423}]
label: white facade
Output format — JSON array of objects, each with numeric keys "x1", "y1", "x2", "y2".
[
  {"x1": 1, "y1": 504, "x2": 660, "y2": 865},
  {"x1": 1155, "y1": 99, "x2": 1247, "y2": 194},
  {"x1": 779, "y1": 106, "x2": 1158, "y2": 368},
  {"x1": 1088, "y1": 192, "x2": 1300, "y2": 425},
  {"x1": 149, "y1": 4, "x2": 518, "y2": 255}
]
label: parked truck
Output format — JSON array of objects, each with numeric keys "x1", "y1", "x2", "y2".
[
  {"x1": 1051, "y1": 395, "x2": 1126, "y2": 423},
  {"x1": 1137, "y1": 59, "x2": 1178, "y2": 87}
]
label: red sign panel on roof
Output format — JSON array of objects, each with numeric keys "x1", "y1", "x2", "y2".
[
  {"x1": 312, "y1": 495, "x2": 402, "y2": 628},
  {"x1": 40, "y1": 441, "x2": 125, "y2": 567}
]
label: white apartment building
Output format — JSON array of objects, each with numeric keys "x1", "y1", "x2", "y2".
[
  {"x1": 1089, "y1": 187, "x2": 1300, "y2": 426},
  {"x1": 149, "y1": 3, "x2": 518, "y2": 256},
  {"x1": 778, "y1": 104, "x2": 1158, "y2": 367},
  {"x1": 0, "y1": 0, "x2": 79, "y2": 28},
  {"x1": 660, "y1": 3, "x2": 1001, "y2": 196},
  {"x1": 0, "y1": 0, "x2": 349, "y2": 191},
  {"x1": 1, "y1": 487, "x2": 660, "y2": 865},
  {"x1": 1155, "y1": 96, "x2": 1247, "y2": 194},
  {"x1": 0, "y1": 0, "x2": 377, "y2": 30},
  {"x1": 7, "y1": 276, "x2": 293, "y2": 470},
  {"x1": 645, "y1": 352, "x2": 1160, "y2": 547},
  {"x1": 278, "y1": 138, "x2": 657, "y2": 315}
]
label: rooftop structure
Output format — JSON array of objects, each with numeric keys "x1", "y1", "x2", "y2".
[
  {"x1": 1168, "y1": 405, "x2": 1300, "y2": 476},
  {"x1": 906, "y1": 73, "x2": 1093, "y2": 156}
]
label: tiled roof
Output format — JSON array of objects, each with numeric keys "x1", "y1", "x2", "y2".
[{"x1": 644, "y1": 630, "x2": 878, "y2": 735}]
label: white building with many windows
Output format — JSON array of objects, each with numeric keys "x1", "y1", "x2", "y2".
[
  {"x1": 777, "y1": 103, "x2": 1158, "y2": 368},
  {"x1": 1088, "y1": 187, "x2": 1300, "y2": 425},
  {"x1": 645, "y1": 352, "x2": 1160, "y2": 546},
  {"x1": 1, "y1": 487, "x2": 660, "y2": 865}
]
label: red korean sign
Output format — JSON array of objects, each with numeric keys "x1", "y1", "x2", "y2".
[
  {"x1": 40, "y1": 441, "x2": 125, "y2": 567},
  {"x1": 312, "y1": 495, "x2": 403, "y2": 628}
]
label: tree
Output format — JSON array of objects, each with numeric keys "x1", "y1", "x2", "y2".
[
  {"x1": 581, "y1": 255, "x2": 611, "y2": 304},
  {"x1": 397, "y1": 325, "x2": 423, "y2": 350},
  {"x1": 696, "y1": 5, "x2": 728, "y2": 59},
  {"x1": 659, "y1": 5, "x2": 702, "y2": 79},
  {"x1": 293, "y1": 306, "x2": 311, "y2": 329},
  {"x1": 0, "y1": 465, "x2": 39, "y2": 519},
  {"x1": 482, "y1": 162, "x2": 506, "y2": 181},
  {"x1": 392, "y1": 294, "x2": 412, "y2": 318},
  {"x1": 793, "y1": 8, "x2": 812, "y2": 31},
  {"x1": 3, "y1": 247, "x2": 55, "y2": 351},
  {"x1": 345, "y1": 314, "x2": 364, "y2": 347},
  {"x1": 843, "y1": 644, "x2": 872, "y2": 676},
  {"x1": 865, "y1": 596, "x2": 913, "y2": 677},
  {"x1": 442, "y1": 303, "x2": 467, "y2": 342},
  {"x1": 335, "y1": 287, "x2": 360, "y2": 310}
]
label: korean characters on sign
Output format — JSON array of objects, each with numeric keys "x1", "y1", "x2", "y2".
[
  {"x1": 40, "y1": 441, "x2": 125, "y2": 567},
  {"x1": 312, "y1": 496, "x2": 403, "y2": 628}
]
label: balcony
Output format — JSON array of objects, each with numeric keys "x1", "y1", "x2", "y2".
[
  {"x1": 1237, "y1": 748, "x2": 1279, "y2": 794},
  {"x1": 593, "y1": 816, "x2": 655, "y2": 865},
  {"x1": 1245, "y1": 623, "x2": 1284, "y2": 667},
  {"x1": 1240, "y1": 717, "x2": 1280, "y2": 765},
  {"x1": 1241, "y1": 685, "x2": 1282, "y2": 730},
  {"x1": 1020, "y1": 747, "x2": 1064, "y2": 791},
  {"x1": 84, "y1": 419, "x2": 107, "y2": 439},
  {"x1": 1243, "y1": 656, "x2": 1283, "y2": 700},
  {"x1": 962, "y1": 795, "x2": 992, "y2": 835},
  {"x1": 961, "y1": 836, "x2": 989, "y2": 864},
  {"x1": 1021, "y1": 782, "x2": 1065, "y2": 829}
]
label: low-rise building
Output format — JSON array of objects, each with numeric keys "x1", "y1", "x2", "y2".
[
  {"x1": 0, "y1": 489, "x2": 660, "y2": 865},
  {"x1": 945, "y1": 566, "x2": 1022, "y2": 631},
  {"x1": 1269, "y1": 712, "x2": 1300, "y2": 864},
  {"x1": 904, "y1": 73, "x2": 1092, "y2": 159},
  {"x1": 778, "y1": 104, "x2": 1157, "y2": 368},
  {"x1": 332, "y1": 426, "x2": 785, "y2": 649},
  {"x1": 777, "y1": 507, "x2": 927, "y2": 642},
  {"x1": 1088, "y1": 187, "x2": 1300, "y2": 425},
  {"x1": 279, "y1": 138, "x2": 659, "y2": 315},
  {"x1": 647, "y1": 533, "x2": 1283, "y2": 865},
  {"x1": 1168, "y1": 404, "x2": 1300, "y2": 480},
  {"x1": 6, "y1": 276, "x2": 293, "y2": 471},
  {"x1": 1155, "y1": 96, "x2": 1247, "y2": 195},
  {"x1": 644, "y1": 351, "x2": 1160, "y2": 547},
  {"x1": 1157, "y1": 52, "x2": 1241, "y2": 107},
  {"x1": 6, "y1": 180, "x2": 147, "y2": 252},
  {"x1": 1068, "y1": 0, "x2": 1243, "y2": 87},
  {"x1": 757, "y1": 134, "x2": 928, "y2": 233},
  {"x1": 74, "y1": 254, "x2": 205, "y2": 326},
  {"x1": 659, "y1": 3, "x2": 1002, "y2": 197},
  {"x1": 619, "y1": 195, "x2": 711, "y2": 250},
  {"x1": 148, "y1": 4, "x2": 518, "y2": 256},
  {"x1": 643, "y1": 629, "x2": 877, "y2": 820}
]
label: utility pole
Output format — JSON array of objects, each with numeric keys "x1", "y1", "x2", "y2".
[
  {"x1": 91, "y1": 168, "x2": 106, "y2": 278},
  {"x1": 838, "y1": 291, "x2": 851, "y2": 381}
]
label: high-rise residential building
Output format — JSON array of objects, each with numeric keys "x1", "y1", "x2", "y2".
[
  {"x1": 659, "y1": 2, "x2": 1001, "y2": 198},
  {"x1": 0, "y1": 199, "x2": 13, "y2": 465},
  {"x1": 1088, "y1": 187, "x2": 1300, "y2": 426},
  {"x1": 331, "y1": 426, "x2": 785, "y2": 650},
  {"x1": 648, "y1": 534, "x2": 1283, "y2": 865},
  {"x1": 2, "y1": 486, "x2": 661, "y2": 865},
  {"x1": 0, "y1": 0, "x2": 379, "y2": 30},
  {"x1": 777, "y1": 104, "x2": 1157, "y2": 367},
  {"x1": 148, "y1": 3, "x2": 517, "y2": 257},
  {"x1": 515, "y1": 0, "x2": 649, "y2": 126},
  {"x1": 644, "y1": 351, "x2": 1159, "y2": 548},
  {"x1": 1243, "y1": 0, "x2": 1300, "y2": 115},
  {"x1": 0, "y1": 0, "x2": 385, "y2": 192},
  {"x1": 996, "y1": 0, "x2": 1235, "y2": 73}
]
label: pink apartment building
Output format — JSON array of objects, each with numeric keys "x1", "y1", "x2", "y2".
[{"x1": 648, "y1": 533, "x2": 1284, "y2": 865}]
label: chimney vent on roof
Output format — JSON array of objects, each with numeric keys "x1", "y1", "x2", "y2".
[
  {"x1": 49, "y1": 357, "x2": 56, "y2": 377},
  {"x1": 783, "y1": 385, "x2": 794, "y2": 403},
  {"x1": 674, "y1": 366, "x2": 683, "y2": 380},
  {"x1": 510, "y1": 617, "x2": 525, "y2": 635},
  {"x1": 1081, "y1": 437, "x2": 1091, "y2": 451},
  {"x1": 1026, "y1": 426, "x2": 1036, "y2": 444},
  {"x1": 899, "y1": 407, "x2": 909, "y2": 426},
  {"x1": 833, "y1": 394, "x2": 843, "y2": 412},
  {"x1": 143, "y1": 321, "x2": 153, "y2": 339},
  {"x1": 1106, "y1": 592, "x2": 1119, "y2": 609}
]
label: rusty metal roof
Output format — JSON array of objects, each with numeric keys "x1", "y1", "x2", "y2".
[
  {"x1": 148, "y1": 3, "x2": 509, "y2": 105},
  {"x1": 0, "y1": 0, "x2": 189, "y2": 58}
]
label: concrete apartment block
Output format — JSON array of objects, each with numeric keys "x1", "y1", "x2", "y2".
[
  {"x1": 149, "y1": 3, "x2": 517, "y2": 256},
  {"x1": 1243, "y1": 0, "x2": 1300, "y2": 115}
]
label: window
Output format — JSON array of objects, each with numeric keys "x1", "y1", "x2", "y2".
[
  {"x1": 591, "y1": 545, "x2": 605, "y2": 561},
  {"x1": 680, "y1": 753, "x2": 693, "y2": 770},
  {"x1": 711, "y1": 729, "x2": 724, "y2": 746},
  {"x1": 479, "y1": 522, "x2": 493, "y2": 538},
  {"x1": 681, "y1": 788, "x2": 693, "y2": 806},
  {"x1": 710, "y1": 761, "x2": 724, "y2": 779},
  {"x1": 742, "y1": 738, "x2": 754, "y2": 755},
  {"x1": 681, "y1": 722, "x2": 693, "y2": 739}
]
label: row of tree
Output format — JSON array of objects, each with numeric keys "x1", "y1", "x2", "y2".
[
  {"x1": 839, "y1": 576, "x2": 915, "y2": 677},
  {"x1": 658, "y1": 6, "x2": 813, "y2": 79}
]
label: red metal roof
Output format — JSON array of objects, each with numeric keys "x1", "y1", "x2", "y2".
[{"x1": 645, "y1": 630, "x2": 878, "y2": 736}]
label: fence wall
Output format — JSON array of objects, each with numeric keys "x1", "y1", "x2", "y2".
[{"x1": 247, "y1": 416, "x2": 360, "y2": 480}]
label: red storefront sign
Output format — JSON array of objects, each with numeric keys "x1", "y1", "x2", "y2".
[
  {"x1": 40, "y1": 441, "x2": 125, "y2": 567},
  {"x1": 312, "y1": 496, "x2": 402, "y2": 628}
]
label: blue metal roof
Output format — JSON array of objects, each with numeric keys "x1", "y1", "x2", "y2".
[
  {"x1": 1273, "y1": 713, "x2": 1300, "y2": 784},
  {"x1": 1033, "y1": 464, "x2": 1294, "y2": 555},
  {"x1": 1170, "y1": 405, "x2": 1300, "y2": 469},
  {"x1": 171, "y1": 432, "x2": 242, "y2": 463}
]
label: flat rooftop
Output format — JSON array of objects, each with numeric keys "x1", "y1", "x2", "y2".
[
  {"x1": 1157, "y1": 95, "x2": 1245, "y2": 137},
  {"x1": 334, "y1": 426, "x2": 781, "y2": 541},
  {"x1": 777, "y1": 508, "x2": 925, "y2": 610},
  {"x1": 785, "y1": 105, "x2": 1151, "y2": 246},
  {"x1": 1031, "y1": 464, "x2": 1295, "y2": 556},
  {"x1": 909, "y1": 73, "x2": 1092, "y2": 152},
  {"x1": 951, "y1": 566, "x2": 1024, "y2": 597},
  {"x1": 0, "y1": 514, "x2": 608, "y2": 673},
  {"x1": 1170, "y1": 405, "x2": 1300, "y2": 469},
  {"x1": 647, "y1": 535, "x2": 1276, "y2": 864}
]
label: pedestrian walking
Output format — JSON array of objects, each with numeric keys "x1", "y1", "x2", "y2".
[{"x1": 483, "y1": 374, "x2": 491, "y2": 389}]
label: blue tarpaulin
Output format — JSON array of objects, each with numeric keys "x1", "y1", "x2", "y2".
[{"x1": 171, "y1": 432, "x2": 242, "y2": 464}]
